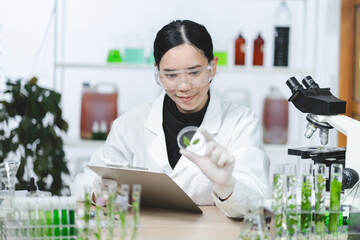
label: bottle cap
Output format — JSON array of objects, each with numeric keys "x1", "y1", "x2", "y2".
[
  {"x1": 92, "y1": 121, "x2": 100, "y2": 133},
  {"x1": 100, "y1": 120, "x2": 107, "y2": 133}
]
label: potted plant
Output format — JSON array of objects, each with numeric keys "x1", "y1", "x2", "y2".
[{"x1": 0, "y1": 77, "x2": 69, "y2": 195}]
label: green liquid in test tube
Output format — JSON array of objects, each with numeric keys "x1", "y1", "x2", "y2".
[
  {"x1": 53, "y1": 197, "x2": 61, "y2": 239},
  {"x1": 61, "y1": 197, "x2": 69, "y2": 239},
  {"x1": 69, "y1": 197, "x2": 76, "y2": 240}
]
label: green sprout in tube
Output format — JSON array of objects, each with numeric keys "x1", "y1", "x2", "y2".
[
  {"x1": 315, "y1": 174, "x2": 326, "y2": 234},
  {"x1": 300, "y1": 176, "x2": 312, "y2": 233},
  {"x1": 272, "y1": 173, "x2": 284, "y2": 237},
  {"x1": 329, "y1": 178, "x2": 342, "y2": 233}
]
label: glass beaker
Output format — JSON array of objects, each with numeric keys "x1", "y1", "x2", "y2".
[
  {"x1": 238, "y1": 195, "x2": 269, "y2": 240},
  {"x1": 0, "y1": 159, "x2": 20, "y2": 219}
]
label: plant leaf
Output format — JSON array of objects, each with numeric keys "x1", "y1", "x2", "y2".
[
  {"x1": 192, "y1": 138, "x2": 200, "y2": 145},
  {"x1": 183, "y1": 136, "x2": 190, "y2": 146}
]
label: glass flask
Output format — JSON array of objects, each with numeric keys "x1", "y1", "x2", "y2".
[
  {"x1": 238, "y1": 195, "x2": 269, "y2": 240},
  {"x1": 0, "y1": 159, "x2": 20, "y2": 219}
]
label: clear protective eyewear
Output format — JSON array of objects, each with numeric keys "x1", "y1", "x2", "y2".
[{"x1": 155, "y1": 63, "x2": 213, "y2": 90}]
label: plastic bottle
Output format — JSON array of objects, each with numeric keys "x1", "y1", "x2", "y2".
[
  {"x1": 262, "y1": 86, "x2": 288, "y2": 144},
  {"x1": 253, "y1": 33, "x2": 264, "y2": 66},
  {"x1": 80, "y1": 82, "x2": 118, "y2": 139},
  {"x1": 273, "y1": 1, "x2": 291, "y2": 67},
  {"x1": 234, "y1": 33, "x2": 246, "y2": 65}
]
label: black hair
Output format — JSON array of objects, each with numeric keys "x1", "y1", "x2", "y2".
[{"x1": 153, "y1": 20, "x2": 214, "y2": 68}]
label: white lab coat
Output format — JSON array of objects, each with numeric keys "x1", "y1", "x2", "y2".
[{"x1": 71, "y1": 91, "x2": 269, "y2": 218}]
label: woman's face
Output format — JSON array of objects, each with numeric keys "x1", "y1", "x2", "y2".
[{"x1": 158, "y1": 44, "x2": 218, "y2": 114}]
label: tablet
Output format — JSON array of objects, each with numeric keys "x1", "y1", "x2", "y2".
[{"x1": 88, "y1": 164, "x2": 203, "y2": 213}]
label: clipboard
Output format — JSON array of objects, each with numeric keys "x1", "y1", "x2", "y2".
[{"x1": 88, "y1": 164, "x2": 203, "y2": 213}]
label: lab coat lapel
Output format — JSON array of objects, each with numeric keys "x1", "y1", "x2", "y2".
[
  {"x1": 171, "y1": 92, "x2": 222, "y2": 177},
  {"x1": 145, "y1": 92, "x2": 173, "y2": 173}
]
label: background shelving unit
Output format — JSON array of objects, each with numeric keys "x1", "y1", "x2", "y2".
[{"x1": 52, "y1": 0, "x2": 342, "y2": 181}]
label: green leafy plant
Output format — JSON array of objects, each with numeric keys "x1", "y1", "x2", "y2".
[{"x1": 0, "y1": 77, "x2": 69, "y2": 195}]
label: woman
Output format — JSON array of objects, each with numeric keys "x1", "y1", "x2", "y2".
[{"x1": 71, "y1": 20, "x2": 269, "y2": 218}]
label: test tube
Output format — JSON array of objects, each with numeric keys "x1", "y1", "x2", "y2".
[
  {"x1": 284, "y1": 164, "x2": 297, "y2": 237},
  {"x1": 329, "y1": 163, "x2": 343, "y2": 233},
  {"x1": 300, "y1": 160, "x2": 313, "y2": 234},
  {"x1": 119, "y1": 184, "x2": 130, "y2": 239},
  {"x1": 52, "y1": 197, "x2": 61, "y2": 238},
  {"x1": 131, "y1": 184, "x2": 142, "y2": 240},
  {"x1": 314, "y1": 163, "x2": 326, "y2": 234},
  {"x1": 68, "y1": 197, "x2": 77, "y2": 240},
  {"x1": 60, "y1": 196, "x2": 69, "y2": 238},
  {"x1": 104, "y1": 180, "x2": 117, "y2": 240},
  {"x1": 43, "y1": 196, "x2": 53, "y2": 238},
  {"x1": 272, "y1": 164, "x2": 284, "y2": 237},
  {"x1": 132, "y1": 184, "x2": 142, "y2": 227},
  {"x1": 94, "y1": 184, "x2": 103, "y2": 240}
]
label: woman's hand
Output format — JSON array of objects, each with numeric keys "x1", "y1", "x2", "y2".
[{"x1": 180, "y1": 127, "x2": 235, "y2": 200}]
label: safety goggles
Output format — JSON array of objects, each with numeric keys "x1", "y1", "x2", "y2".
[{"x1": 155, "y1": 63, "x2": 213, "y2": 90}]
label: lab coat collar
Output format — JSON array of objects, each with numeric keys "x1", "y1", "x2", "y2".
[{"x1": 145, "y1": 91, "x2": 172, "y2": 173}]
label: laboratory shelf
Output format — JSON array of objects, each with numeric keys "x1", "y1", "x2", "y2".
[{"x1": 55, "y1": 62, "x2": 313, "y2": 76}]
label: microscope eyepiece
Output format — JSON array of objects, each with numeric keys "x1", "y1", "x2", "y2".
[
  {"x1": 286, "y1": 77, "x2": 304, "y2": 93},
  {"x1": 302, "y1": 76, "x2": 320, "y2": 89}
]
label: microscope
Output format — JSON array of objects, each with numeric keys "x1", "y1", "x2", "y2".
[{"x1": 286, "y1": 76, "x2": 359, "y2": 192}]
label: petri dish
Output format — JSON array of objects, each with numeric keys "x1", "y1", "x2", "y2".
[{"x1": 177, "y1": 126, "x2": 205, "y2": 153}]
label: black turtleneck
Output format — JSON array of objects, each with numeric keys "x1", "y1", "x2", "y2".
[{"x1": 163, "y1": 93, "x2": 210, "y2": 169}]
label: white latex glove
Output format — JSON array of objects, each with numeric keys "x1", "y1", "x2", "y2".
[
  {"x1": 179, "y1": 127, "x2": 236, "y2": 200},
  {"x1": 92, "y1": 176, "x2": 118, "y2": 206}
]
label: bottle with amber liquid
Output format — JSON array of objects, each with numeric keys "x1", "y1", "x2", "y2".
[
  {"x1": 253, "y1": 33, "x2": 264, "y2": 66},
  {"x1": 234, "y1": 33, "x2": 245, "y2": 65},
  {"x1": 262, "y1": 86, "x2": 288, "y2": 144}
]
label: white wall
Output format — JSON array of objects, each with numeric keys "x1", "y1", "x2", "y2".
[{"x1": 0, "y1": 0, "x2": 343, "y2": 179}]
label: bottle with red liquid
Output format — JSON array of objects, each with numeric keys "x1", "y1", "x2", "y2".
[
  {"x1": 80, "y1": 82, "x2": 118, "y2": 139},
  {"x1": 262, "y1": 86, "x2": 288, "y2": 144},
  {"x1": 234, "y1": 33, "x2": 246, "y2": 65},
  {"x1": 253, "y1": 33, "x2": 264, "y2": 66}
]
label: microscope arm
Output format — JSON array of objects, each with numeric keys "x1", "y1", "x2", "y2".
[{"x1": 316, "y1": 115, "x2": 360, "y2": 173}]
